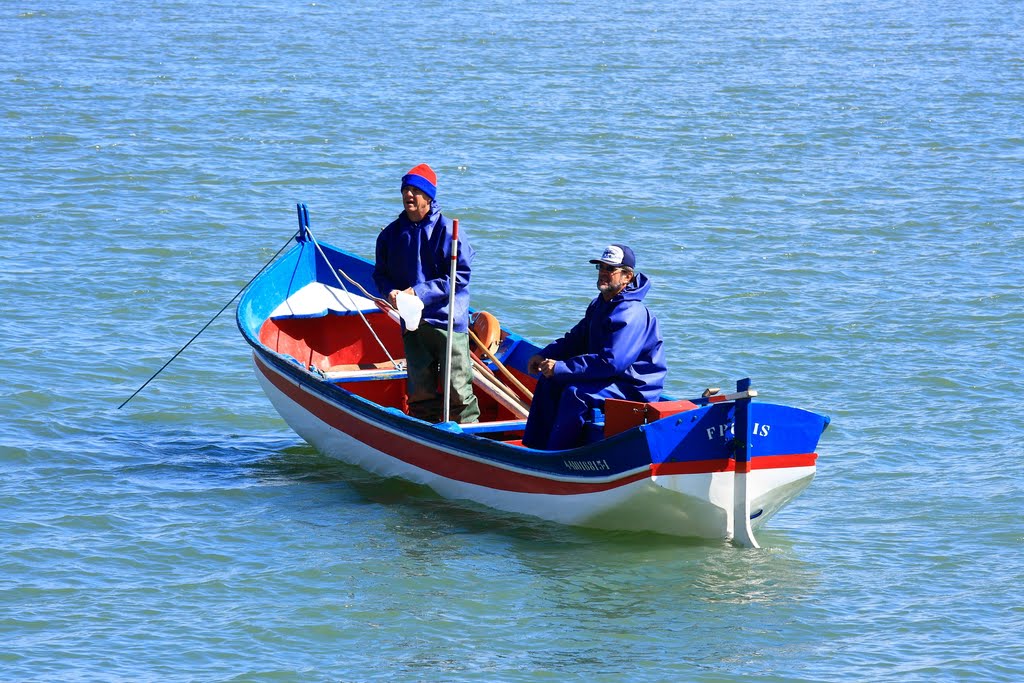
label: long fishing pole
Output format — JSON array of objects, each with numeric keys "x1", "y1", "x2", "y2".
[{"x1": 117, "y1": 231, "x2": 297, "y2": 410}]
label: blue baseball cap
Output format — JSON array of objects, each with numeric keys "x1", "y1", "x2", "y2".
[{"x1": 589, "y1": 244, "x2": 636, "y2": 269}]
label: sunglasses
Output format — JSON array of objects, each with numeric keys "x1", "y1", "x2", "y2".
[{"x1": 595, "y1": 264, "x2": 623, "y2": 273}]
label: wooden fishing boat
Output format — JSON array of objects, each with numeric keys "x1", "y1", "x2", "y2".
[{"x1": 236, "y1": 206, "x2": 830, "y2": 546}]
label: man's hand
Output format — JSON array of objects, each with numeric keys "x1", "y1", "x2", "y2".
[
  {"x1": 387, "y1": 287, "x2": 415, "y2": 308},
  {"x1": 528, "y1": 354, "x2": 556, "y2": 377}
]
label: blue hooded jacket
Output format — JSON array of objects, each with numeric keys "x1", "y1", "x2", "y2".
[
  {"x1": 373, "y1": 201, "x2": 474, "y2": 334},
  {"x1": 540, "y1": 272, "x2": 667, "y2": 402}
]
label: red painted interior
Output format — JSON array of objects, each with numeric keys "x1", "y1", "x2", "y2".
[
  {"x1": 332, "y1": 377, "x2": 410, "y2": 413},
  {"x1": 260, "y1": 312, "x2": 405, "y2": 370},
  {"x1": 258, "y1": 312, "x2": 524, "y2": 424}
]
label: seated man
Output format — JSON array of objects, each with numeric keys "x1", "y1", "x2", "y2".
[{"x1": 522, "y1": 245, "x2": 667, "y2": 450}]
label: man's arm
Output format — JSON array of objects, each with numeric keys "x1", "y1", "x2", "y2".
[
  {"x1": 372, "y1": 226, "x2": 398, "y2": 298},
  {"x1": 550, "y1": 304, "x2": 648, "y2": 382}
]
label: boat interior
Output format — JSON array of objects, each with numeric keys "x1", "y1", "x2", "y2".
[
  {"x1": 256, "y1": 282, "x2": 697, "y2": 445},
  {"x1": 259, "y1": 301, "x2": 539, "y2": 442}
]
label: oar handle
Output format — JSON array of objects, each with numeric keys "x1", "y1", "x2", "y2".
[{"x1": 468, "y1": 329, "x2": 534, "y2": 401}]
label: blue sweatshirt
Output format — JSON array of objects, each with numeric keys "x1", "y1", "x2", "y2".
[
  {"x1": 372, "y1": 202, "x2": 474, "y2": 334},
  {"x1": 540, "y1": 272, "x2": 667, "y2": 402}
]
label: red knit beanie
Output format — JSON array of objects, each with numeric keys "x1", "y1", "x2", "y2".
[{"x1": 401, "y1": 164, "x2": 437, "y2": 200}]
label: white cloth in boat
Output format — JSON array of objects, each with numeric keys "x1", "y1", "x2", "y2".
[{"x1": 269, "y1": 283, "x2": 380, "y2": 319}]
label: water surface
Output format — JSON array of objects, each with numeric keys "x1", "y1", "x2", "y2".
[{"x1": 2, "y1": 1, "x2": 1022, "y2": 680}]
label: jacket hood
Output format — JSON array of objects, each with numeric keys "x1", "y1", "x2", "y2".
[{"x1": 614, "y1": 271, "x2": 652, "y2": 302}]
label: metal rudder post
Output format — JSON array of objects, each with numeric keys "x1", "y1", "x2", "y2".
[{"x1": 732, "y1": 377, "x2": 760, "y2": 548}]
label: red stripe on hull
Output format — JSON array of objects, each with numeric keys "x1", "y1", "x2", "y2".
[
  {"x1": 255, "y1": 354, "x2": 651, "y2": 495},
  {"x1": 255, "y1": 355, "x2": 816, "y2": 494},
  {"x1": 651, "y1": 452, "x2": 817, "y2": 477}
]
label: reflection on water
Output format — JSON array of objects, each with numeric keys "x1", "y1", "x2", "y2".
[{"x1": 246, "y1": 438, "x2": 823, "y2": 673}]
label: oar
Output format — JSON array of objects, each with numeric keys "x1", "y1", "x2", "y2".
[
  {"x1": 469, "y1": 355, "x2": 530, "y2": 419},
  {"x1": 468, "y1": 329, "x2": 533, "y2": 401},
  {"x1": 118, "y1": 230, "x2": 298, "y2": 409}
]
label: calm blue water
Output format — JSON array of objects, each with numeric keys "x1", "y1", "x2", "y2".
[{"x1": 2, "y1": 1, "x2": 1022, "y2": 680}]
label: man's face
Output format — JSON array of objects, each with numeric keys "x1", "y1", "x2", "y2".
[
  {"x1": 402, "y1": 185, "x2": 432, "y2": 221},
  {"x1": 596, "y1": 263, "x2": 633, "y2": 297}
]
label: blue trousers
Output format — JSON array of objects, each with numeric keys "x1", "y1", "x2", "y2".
[{"x1": 522, "y1": 377, "x2": 628, "y2": 450}]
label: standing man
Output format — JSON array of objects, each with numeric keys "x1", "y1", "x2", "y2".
[
  {"x1": 373, "y1": 164, "x2": 480, "y2": 424},
  {"x1": 522, "y1": 245, "x2": 666, "y2": 450}
]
